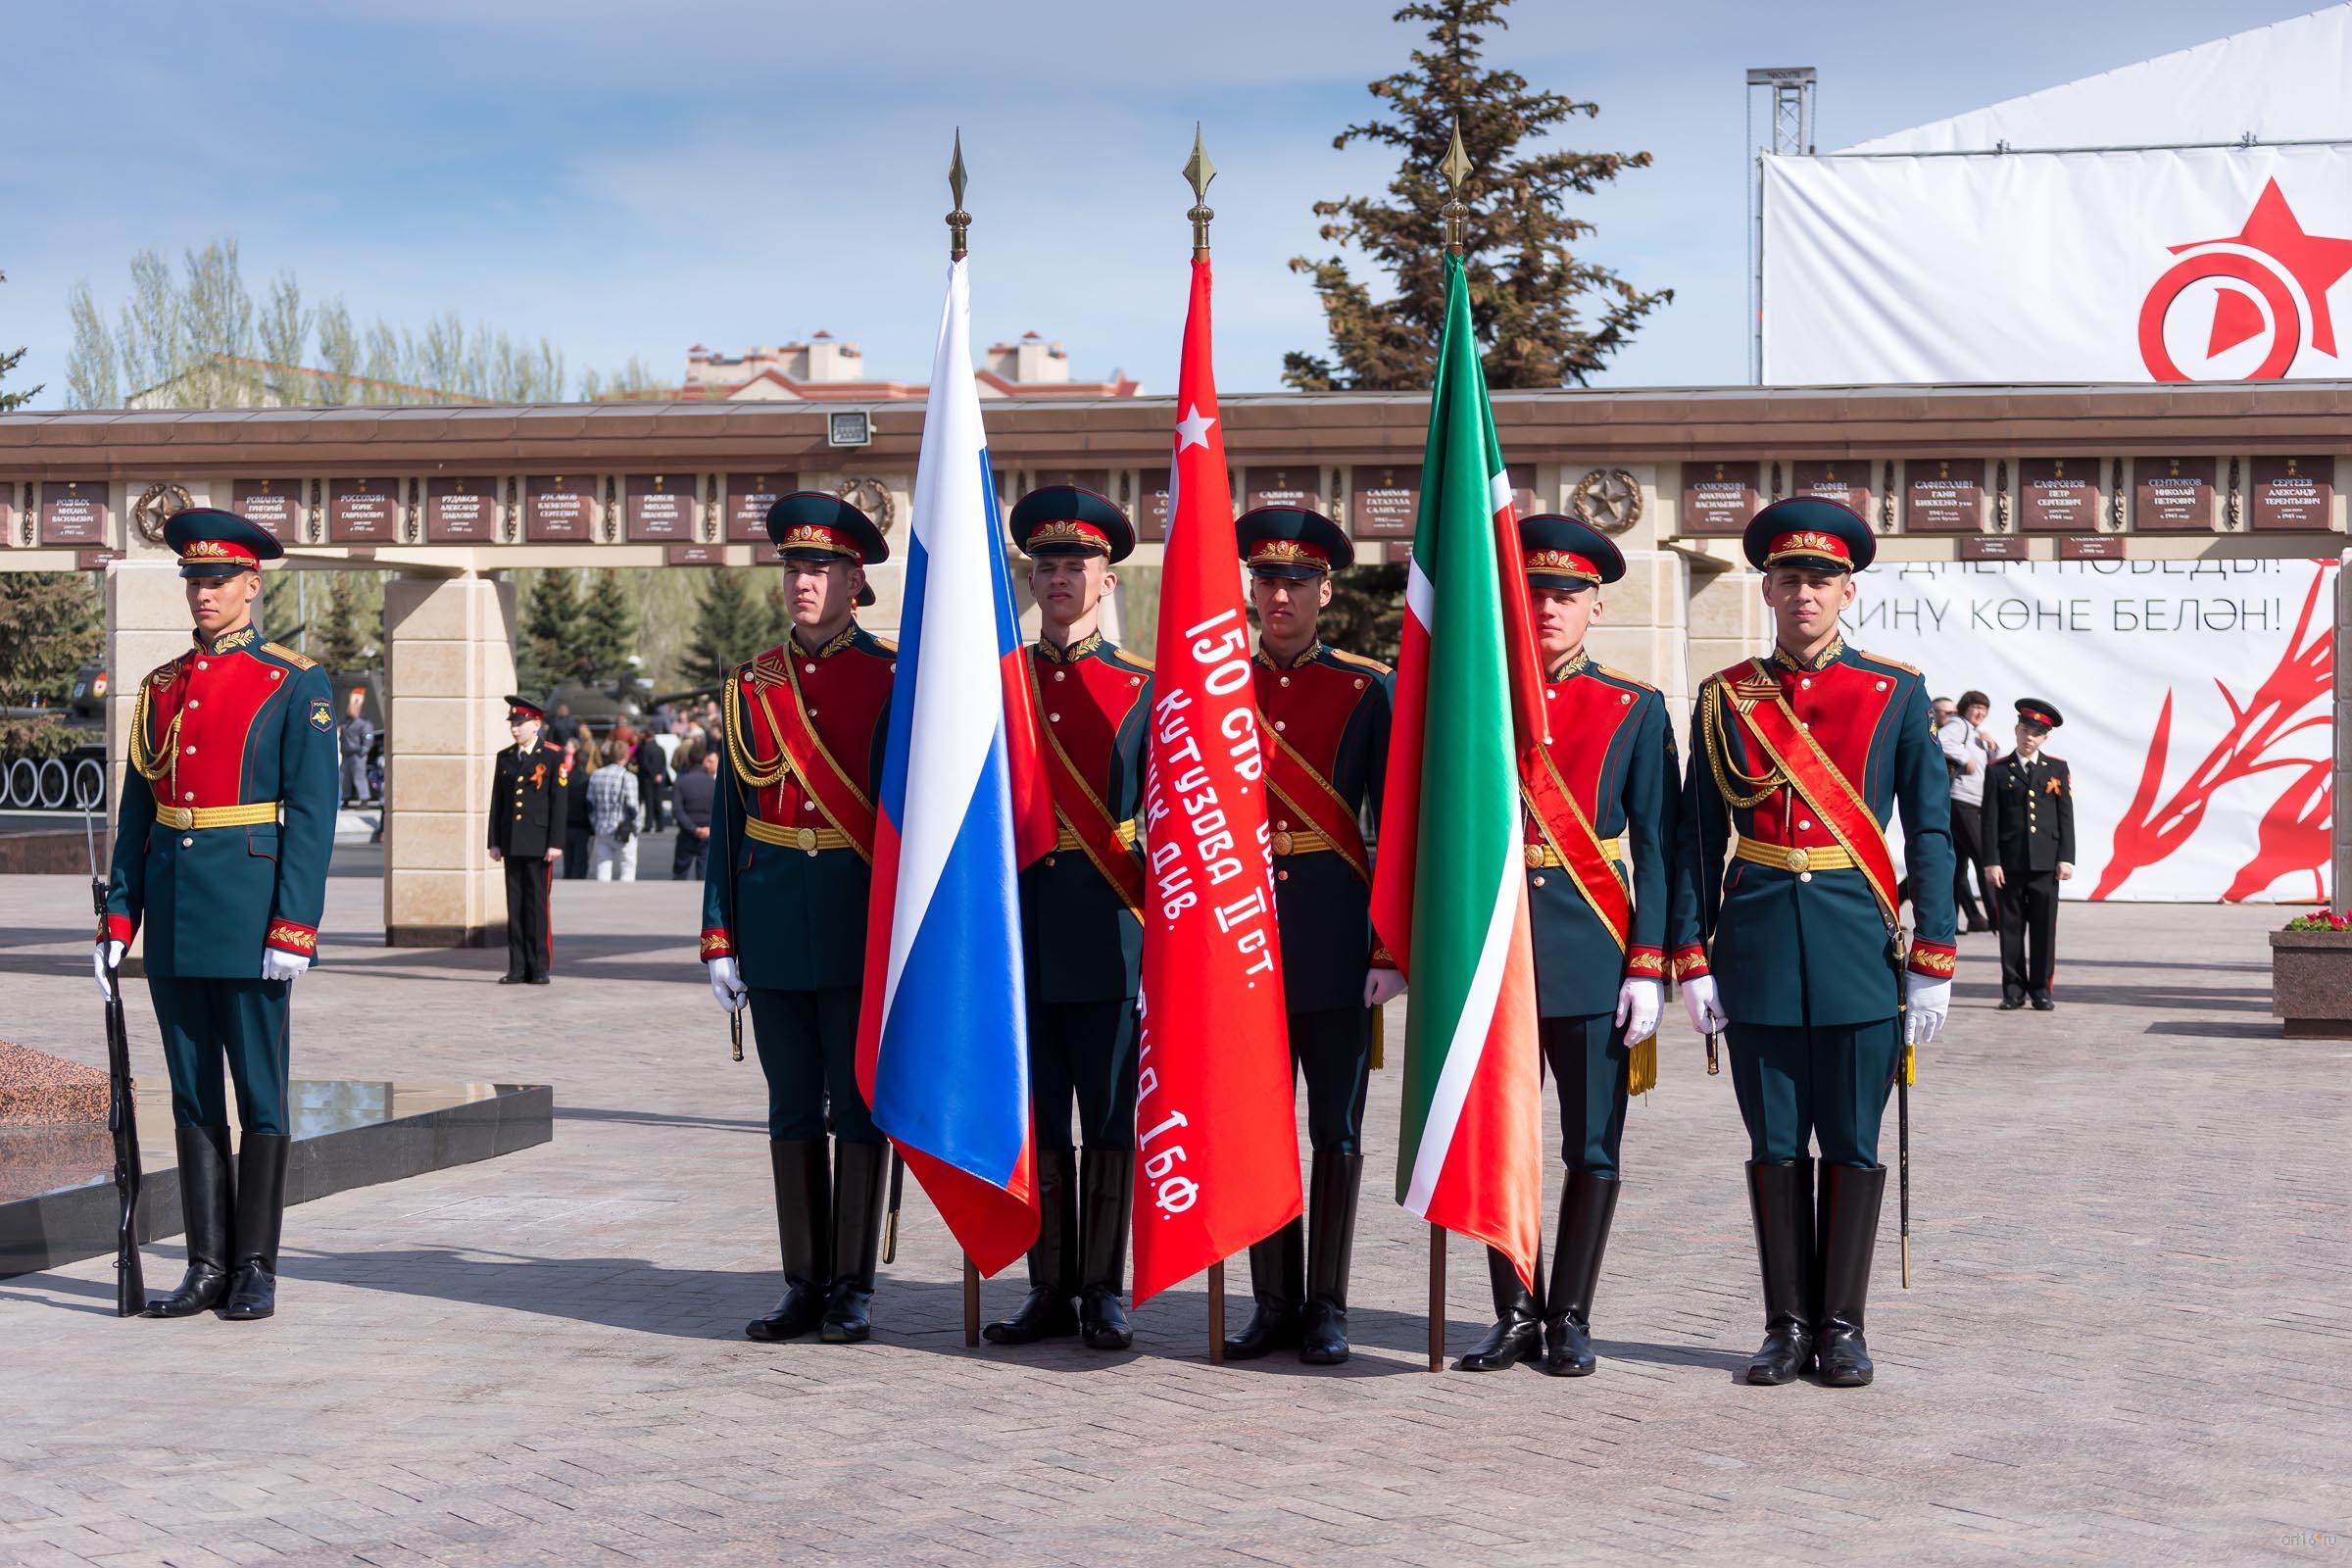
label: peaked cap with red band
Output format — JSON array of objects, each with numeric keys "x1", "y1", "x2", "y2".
[
  {"x1": 1010, "y1": 483, "x2": 1135, "y2": 563},
  {"x1": 2014, "y1": 697, "x2": 2064, "y2": 731},
  {"x1": 1519, "y1": 513, "x2": 1625, "y2": 587},
  {"x1": 505, "y1": 692, "x2": 547, "y2": 723},
  {"x1": 163, "y1": 507, "x2": 283, "y2": 580},
  {"x1": 1236, "y1": 505, "x2": 1353, "y2": 580},
  {"x1": 764, "y1": 491, "x2": 889, "y2": 564},
  {"x1": 1742, "y1": 495, "x2": 1876, "y2": 574}
]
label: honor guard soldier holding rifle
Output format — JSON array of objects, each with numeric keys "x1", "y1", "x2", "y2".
[
  {"x1": 1218, "y1": 506, "x2": 1397, "y2": 1368},
  {"x1": 488, "y1": 694, "x2": 567, "y2": 985},
  {"x1": 984, "y1": 484, "x2": 1152, "y2": 1354},
  {"x1": 96, "y1": 508, "x2": 337, "y2": 1321},
  {"x1": 1456, "y1": 514, "x2": 1678, "y2": 1377},
  {"x1": 1984, "y1": 698, "x2": 2074, "y2": 1010},
  {"x1": 1676, "y1": 498, "x2": 1956, "y2": 1389},
  {"x1": 702, "y1": 493, "x2": 897, "y2": 1346}
]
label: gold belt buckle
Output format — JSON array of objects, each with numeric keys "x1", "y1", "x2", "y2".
[
  {"x1": 1271, "y1": 830, "x2": 1295, "y2": 857},
  {"x1": 1523, "y1": 844, "x2": 1545, "y2": 869},
  {"x1": 1786, "y1": 847, "x2": 1811, "y2": 873},
  {"x1": 797, "y1": 826, "x2": 818, "y2": 854}
]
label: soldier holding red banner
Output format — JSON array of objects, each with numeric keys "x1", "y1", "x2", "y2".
[
  {"x1": 984, "y1": 485, "x2": 1152, "y2": 1354},
  {"x1": 1217, "y1": 506, "x2": 1397, "y2": 1368},
  {"x1": 1454, "y1": 514, "x2": 1677, "y2": 1377},
  {"x1": 702, "y1": 492, "x2": 896, "y2": 1348},
  {"x1": 1676, "y1": 497, "x2": 1956, "y2": 1390}
]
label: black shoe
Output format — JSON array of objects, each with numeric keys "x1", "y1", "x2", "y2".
[
  {"x1": 146, "y1": 1125, "x2": 233, "y2": 1318},
  {"x1": 1816, "y1": 1163, "x2": 1888, "y2": 1388},
  {"x1": 220, "y1": 1132, "x2": 290, "y2": 1321},
  {"x1": 819, "y1": 1142, "x2": 887, "y2": 1343},
  {"x1": 2031, "y1": 995, "x2": 2055, "y2": 1011},
  {"x1": 498, "y1": 975, "x2": 526, "y2": 985},
  {"x1": 1298, "y1": 1152, "x2": 1362, "y2": 1365},
  {"x1": 1076, "y1": 1150, "x2": 1135, "y2": 1350},
  {"x1": 1455, "y1": 1246, "x2": 1541, "y2": 1371},
  {"x1": 1744, "y1": 1159, "x2": 1816, "y2": 1385},
  {"x1": 1223, "y1": 1220, "x2": 1303, "y2": 1360},
  {"x1": 526, "y1": 976, "x2": 552, "y2": 986},
  {"x1": 985, "y1": 1147, "x2": 1079, "y2": 1346},
  {"x1": 1542, "y1": 1170, "x2": 1620, "y2": 1377},
  {"x1": 1998, "y1": 997, "x2": 2025, "y2": 1010},
  {"x1": 747, "y1": 1139, "x2": 830, "y2": 1342}
]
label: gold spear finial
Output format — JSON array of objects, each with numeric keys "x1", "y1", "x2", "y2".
[
  {"x1": 947, "y1": 128, "x2": 971, "y2": 261},
  {"x1": 1184, "y1": 122, "x2": 1217, "y2": 259},
  {"x1": 1441, "y1": 118, "x2": 1471, "y2": 256}
]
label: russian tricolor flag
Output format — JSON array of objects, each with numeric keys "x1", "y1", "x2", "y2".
[{"x1": 855, "y1": 255, "x2": 1054, "y2": 1278}]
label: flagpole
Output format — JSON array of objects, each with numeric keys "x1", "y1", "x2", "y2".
[{"x1": 963, "y1": 1254, "x2": 980, "y2": 1348}]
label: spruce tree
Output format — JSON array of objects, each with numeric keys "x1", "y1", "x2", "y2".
[
  {"x1": 0, "y1": 268, "x2": 37, "y2": 411},
  {"x1": 315, "y1": 571, "x2": 378, "y2": 671},
  {"x1": 689, "y1": 569, "x2": 773, "y2": 686},
  {"x1": 517, "y1": 569, "x2": 586, "y2": 692},
  {"x1": 579, "y1": 569, "x2": 639, "y2": 681},
  {"x1": 1284, "y1": 0, "x2": 1671, "y2": 393},
  {"x1": 0, "y1": 573, "x2": 101, "y2": 705}
]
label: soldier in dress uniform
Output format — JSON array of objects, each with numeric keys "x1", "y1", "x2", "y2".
[
  {"x1": 1984, "y1": 698, "x2": 2074, "y2": 1011},
  {"x1": 701, "y1": 492, "x2": 897, "y2": 1346},
  {"x1": 1217, "y1": 506, "x2": 1397, "y2": 1368},
  {"x1": 984, "y1": 484, "x2": 1152, "y2": 1353},
  {"x1": 488, "y1": 693, "x2": 567, "y2": 985},
  {"x1": 1676, "y1": 498, "x2": 1956, "y2": 1389},
  {"x1": 1456, "y1": 514, "x2": 1675, "y2": 1377},
  {"x1": 95, "y1": 508, "x2": 337, "y2": 1322}
]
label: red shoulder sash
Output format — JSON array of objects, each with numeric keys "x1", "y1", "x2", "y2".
[
  {"x1": 1724, "y1": 659, "x2": 1899, "y2": 929},
  {"x1": 1026, "y1": 658, "x2": 1147, "y2": 918},
  {"x1": 1266, "y1": 731, "x2": 1371, "y2": 886},
  {"x1": 742, "y1": 657, "x2": 877, "y2": 860},
  {"x1": 1518, "y1": 745, "x2": 1632, "y2": 953}
]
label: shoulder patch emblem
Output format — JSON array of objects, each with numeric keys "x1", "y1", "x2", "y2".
[
  {"x1": 263, "y1": 641, "x2": 319, "y2": 670},
  {"x1": 310, "y1": 699, "x2": 334, "y2": 732}
]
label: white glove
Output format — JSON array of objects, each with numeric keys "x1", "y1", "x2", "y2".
[
  {"x1": 1362, "y1": 968, "x2": 1406, "y2": 1007},
  {"x1": 1904, "y1": 974, "x2": 1950, "y2": 1047},
  {"x1": 93, "y1": 941, "x2": 125, "y2": 1003},
  {"x1": 1682, "y1": 973, "x2": 1728, "y2": 1036},
  {"x1": 1614, "y1": 977, "x2": 1662, "y2": 1044},
  {"x1": 708, "y1": 956, "x2": 748, "y2": 1012},
  {"x1": 262, "y1": 949, "x2": 311, "y2": 984}
]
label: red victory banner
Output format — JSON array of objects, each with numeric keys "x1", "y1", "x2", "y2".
[{"x1": 1130, "y1": 245, "x2": 1303, "y2": 1308}]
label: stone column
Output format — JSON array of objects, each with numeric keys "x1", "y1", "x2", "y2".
[
  {"x1": 100, "y1": 562, "x2": 200, "y2": 956},
  {"x1": 2334, "y1": 548, "x2": 2351, "y2": 907},
  {"x1": 381, "y1": 573, "x2": 516, "y2": 948}
]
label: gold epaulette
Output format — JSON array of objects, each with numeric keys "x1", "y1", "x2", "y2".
[
  {"x1": 1107, "y1": 645, "x2": 1154, "y2": 673},
  {"x1": 1853, "y1": 648, "x2": 1920, "y2": 677},
  {"x1": 864, "y1": 634, "x2": 899, "y2": 657},
  {"x1": 1325, "y1": 646, "x2": 1393, "y2": 675},
  {"x1": 262, "y1": 641, "x2": 318, "y2": 669},
  {"x1": 1597, "y1": 663, "x2": 1657, "y2": 694}
]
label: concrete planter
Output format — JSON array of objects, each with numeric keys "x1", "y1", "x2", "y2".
[{"x1": 2270, "y1": 929, "x2": 2352, "y2": 1038}]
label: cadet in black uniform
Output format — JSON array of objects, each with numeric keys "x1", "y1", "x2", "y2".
[
  {"x1": 1984, "y1": 698, "x2": 2074, "y2": 1011},
  {"x1": 489, "y1": 694, "x2": 567, "y2": 985}
]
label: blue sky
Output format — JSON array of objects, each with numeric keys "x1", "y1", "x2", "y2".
[{"x1": 0, "y1": 0, "x2": 2319, "y2": 403}]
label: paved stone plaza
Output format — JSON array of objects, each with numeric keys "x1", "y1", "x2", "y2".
[{"x1": 0, "y1": 867, "x2": 2342, "y2": 1565}]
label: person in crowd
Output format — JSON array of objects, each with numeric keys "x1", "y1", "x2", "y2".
[
  {"x1": 338, "y1": 686, "x2": 374, "y2": 807},
  {"x1": 587, "y1": 730, "x2": 642, "y2": 881},
  {"x1": 633, "y1": 728, "x2": 671, "y2": 833},
  {"x1": 1940, "y1": 689, "x2": 2001, "y2": 933},
  {"x1": 562, "y1": 730, "x2": 598, "y2": 878},
  {"x1": 671, "y1": 743, "x2": 717, "y2": 881},
  {"x1": 1984, "y1": 699, "x2": 2075, "y2": 1010}
]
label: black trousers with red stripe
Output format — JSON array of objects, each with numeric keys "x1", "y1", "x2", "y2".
[{"x1": 504, "y1": 855, "x2": 555, "y2": 981}]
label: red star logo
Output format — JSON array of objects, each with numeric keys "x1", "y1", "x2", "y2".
[{"x1": 2174, "y1": 178, "x2": 2352, "y2": 358}]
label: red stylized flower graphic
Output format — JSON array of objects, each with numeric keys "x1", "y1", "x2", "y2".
[{"x1": 2094, "y1": 563, "x2": 2333, "y2": 901}]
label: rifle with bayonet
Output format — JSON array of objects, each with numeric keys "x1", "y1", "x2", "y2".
[{"x1": 84, "y1": 806, "x2": 146, "y2": 1317}]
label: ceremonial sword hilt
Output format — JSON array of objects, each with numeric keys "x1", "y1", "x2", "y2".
[{"x1": 729, "y1": 1006, "x2": 743, "y2": 1063}]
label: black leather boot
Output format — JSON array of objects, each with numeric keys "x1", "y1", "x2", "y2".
[
  {"x1": 1744, "y1": 1159, "x2": 1816, "y2": 1385},
  {"x1": 819, "y1": 1141, "x2": 888, "y2": 1343},
  {"x1": 1298, "y1": 1152, "x2": 1362, "y2": 1365},
  {"x1": 1454, "y1": 1245, "x2": 1542, "y2": 1371},
  {"x1": 747, "y1": 1139, "x2": 830, "y2": 1342},
  {"x1": 1543, "y1": 1170, "x2": 1621, "y2": 1377},
  {"x1": 984, "y1": 1146, "x2": 1079, "y2": 1345},
  {"x1": 220, "y1": 1133, "x2": 290, "y2": 1320},
  {"x1": 1076, "y1": 1149, "x2": 1135, "y2": 1350},
  {"x1": 146, "y1": 1125, "x2": 233, "y2": 1318},
  {"x1": 1223, "y1": 1218, "x2": 1303, "y2": 1359},
  {"x1": 1816, "y1": 1162, "x2": 1888, "y2": 1388}
]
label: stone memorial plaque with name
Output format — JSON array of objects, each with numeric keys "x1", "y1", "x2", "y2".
[
  {"x1": 1136, "y1": 471, "x2": 1173, "y2": 543},
  {"x1": 329, "y1": 477, "x2": 400, "y2": 542},
  {"x1": 1245, "y1": 466, "x2": 1324, "y2": 514},
  {"x1": 425, "y1": 477, "x2": 498, "y2": 542},
  {"x1": 1904, "y1": 458, "x2": 1984, "y2": 533},
  {"x1": 1790, "y1": 460, "x2": 1870, "y2": 517},
  {"x1": 1680, "y1": 462, "x2": 1756, "y2": 535},
  {"x1": 626, "y1": 473, "x2": 696, "y2": 541},
  {"x1": 664, "y1": 544, "x2": 725, "y2": 566},
  {"x1": 725, "y1": 472, "x2": 794, "y2": 543},
  {"x1": 41, "y1": 481, "x2": 108, "y2": 546},
  {"x1": 527, "y1": 475, "x2": 599, "y2": 542},
  {"x1": 2251, "y1": 456, "x2": 2334, "y2": 530},
  {"x1": 233, "y1": 478, "x2": 304, "y2": 540},
  {"x1": 1026, "y1": 467, "x2": 1109, "y2": 498},
  {"x1": 1957, "y1": 535, "x2": 2029, "y2": 561},
  {"x1": 1351, "y1": 465, "x2": 1421, "y2": 539},
  {"x1": 2017, "y1": 459, "x2": 2100, "y2": 533},
  {"x1": 2132, "y1": 457, "x2": 2216, "y2": 531},
  {"x1": 2060, "y1": 535, "x2": 2124, "y2": 561}
]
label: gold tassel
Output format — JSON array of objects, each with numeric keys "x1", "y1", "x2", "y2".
[
  {"x1": 1901, "y1": 1041, "x2": 1917, "y2": 1087},
  {"x1": 1628, "y1": 1034, "x2": 1657, "y2": 1098}
]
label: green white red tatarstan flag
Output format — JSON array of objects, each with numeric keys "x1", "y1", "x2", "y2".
[{"x1": 1369, "y1": 254, "x2": 1550, "y2": 1286}]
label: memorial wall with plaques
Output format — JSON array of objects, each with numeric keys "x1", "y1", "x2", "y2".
[
  {"x1": 425, "y1": 477, "x2": 499, "y2": 542},
  {"x1": 1680, "y1": 462, "x2": 1758, "y2": 535},
  {"x1": 2133, "y1": 457, "x2": 2216, "y2": 531},
  {"x1": 726, "y1": 472, "x2": 794, "y2": 543},
  {"x1": 2016, "y1": 458, "x2": 2101, "y2": 533},
  {"x1": 625, "y1": 473, "x2": 696, "y2": 542},
  {"x1": 1350, "y1": 465, "x2": 1420, "y2": 539},
  {"x1": 2250, "y1": 456, "x2": 2334, "y2": 530},
  {"x1": 1244, "y1": 466, "x2": 1323, "y2": 514},
  {"x1": 1903, "y1": 458, "x2": 1984, "y2": 533},
  {"x1": 329, "y1": 477, "x2": 400, "y2": 543},
  {"x1": 526, "y1": 474, "x2": 600, "y2": 542},
  {"x1": 233, "y1": 478, "x2": 304, "y2": 540},
  {"x1": 41, "y1": 481, "x2": 107, "y2": 546},
  {"x1": 1789, "y1": 460, "x2": 1871, "y2": 517}
]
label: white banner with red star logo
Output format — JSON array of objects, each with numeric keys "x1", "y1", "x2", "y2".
[{"x1": 1762, "y1": 145, "x2": 2352, "y2": 385}]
